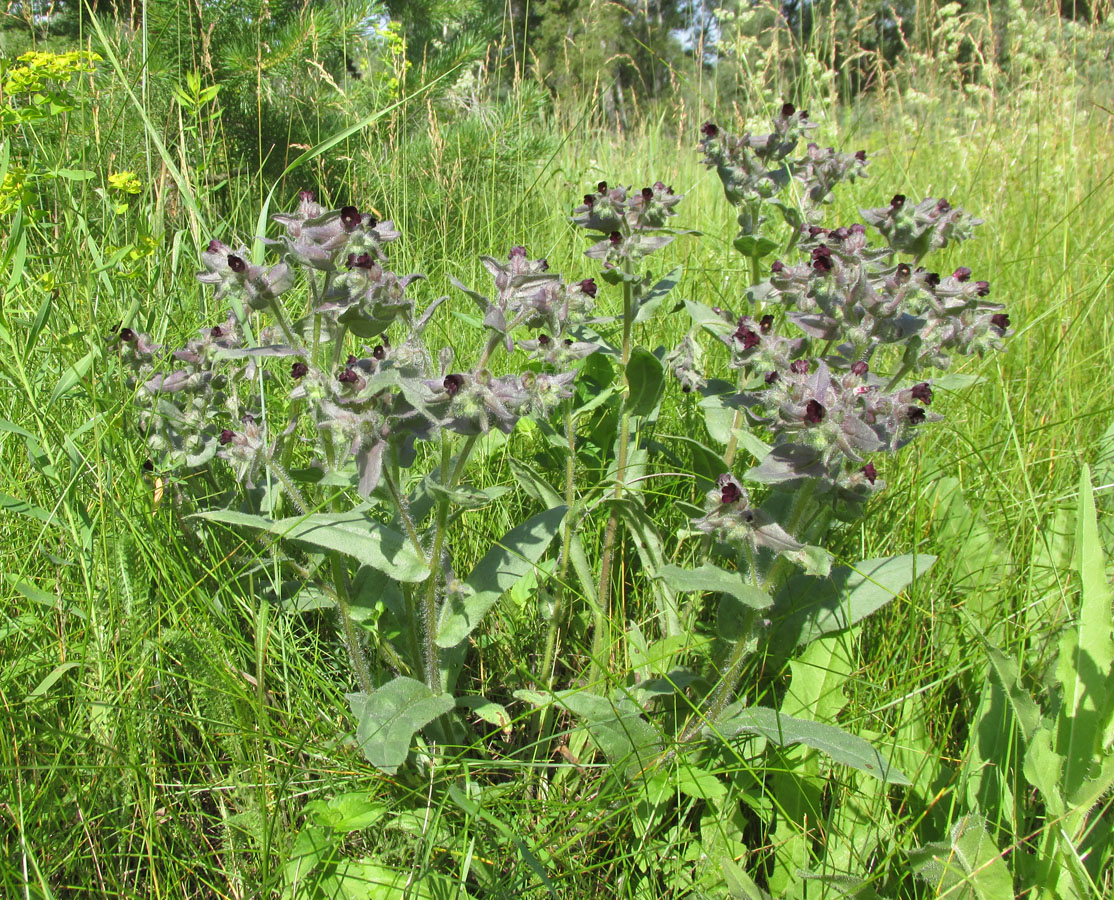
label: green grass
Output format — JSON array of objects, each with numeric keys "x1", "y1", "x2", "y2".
[{"x1": 2, "y1": 11, "x2": 1114, "y2": 898}]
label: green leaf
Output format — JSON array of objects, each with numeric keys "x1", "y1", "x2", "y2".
[
  {"x1": 26, "y1": 661, "x2": 79, "y2": 701},
  {"x1": 655, "y1": 563, "x2": 771, "y2": 610},
  {"x1": 633, "y1": 266, "x2": 682, "y2": 324},
  {"x1": 722, "y1": 855, "x2": 771, "y2": 900},
  {"x1": 965, "y1": 616, "x2": 1040, "y2": 744},
  {"x1": 732, "y1": 234, "x2": 780, "y2": 259},
  {"x1": 48, "y1": 350, "x2": 95, "y2": 407},
  {"x1": 283, "y1": 825, "x2": 334, "y2": 891},
  {"x1": 50, "y1": 167, "x2": 96, "y2": 181},
  {"x1": 775, "y1": 554, "x2": 936, "y2": 648},
  {"x1": 435, "y1": 506, "x2": 567, "y2": 648},
  {"x1": 555, "y1": 690, "x2": 662, "y2": 778},
  {"x1": 304, "y1": 793, "x2": 387, "y2": 832},
  {"x1": 456, "y1": 695, "x2": 511, "y2": 732},
  {"x1": 710, "y1": 704, "x2": 911, "y2": 785},
  {"x1": 908, "y1": 815, "x2": 1013, "y2": 900},
  {"x1": 675, "y1": 763, "x2": 726, "y2": 800},
  {"x1": 195, "y1": 510, "x2": 429, "y2": 582},
  {"x1": 347, "y1": 678, "x2": 455, "y2": 774},
  {"x1": 625, "y1": 347, "x2": 665, "y2": 418}
]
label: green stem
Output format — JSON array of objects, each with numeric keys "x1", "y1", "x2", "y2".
[
  {"x1": 421, "y1": 436, "x2": 454, "y2": 694},
  {"x1": 267, "y1": 296, "x2": 301, "y2": 350},
  {"x1": 535, "y1": 399, "x2": 577, "y2": 742},
  {"x1": 264, "y1": 457, "x2": 309, "y2": 515},
  {"x1": 331, "y1": 551, "x2": 373, "y2": 696},
  {"x1": 590, "y1": 260, "x2": 636, "y2": 689}
]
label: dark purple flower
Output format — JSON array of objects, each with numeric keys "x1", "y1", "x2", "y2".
[
  {"x1": 734, "y1": 325, "x2": 760, "y2": 350},
  {"x1": 291, "y1": 361, "x2": 309, "y2": 379},
  {"x1": 299, "y1": 190, "x2": 315, "y2": 202},
  {"x1": 781, "y1": 102, "x2": 795, "y2": 117},
  {"x1": 890, "y1": 194, "x2": 906, "y2": 210},
  {"x1": 373, "y1": 344, "x2": 386, "y2": 360},
  {"x1": 855, "y1": 150, "x2": 867, "y2": 162},
  {"x1": 609, "y1": 232, "x2": 622, "y2": 246},
  {"x1": 936, "y1": 198, "x2": 951, "y2": 212},
  {"x1": 771, "y1": 260, "x2": 785, "y2": 274},
  {"x1": 641, "y1": 187, "x2": 654, "y2": 201},
  {"x1": 579, "y1": 278, "x2": 598, "y2": 298},
  {"x1": 907, "y1": 406, "x2": 926, "y2": 425},
  {"x1": 765, "y1": 371, "x2": 779, "y2": 385},
  {"x1": 227, "y1": 254, "x2": 247, "y2": 273},
  {"x1": 509, "y1": 245, "x2": 527, "y2": 259},
  {"x1": 830, "y1": 227, "x2": 849, "y2": 242},
  {"x1": 142, "y1": 459, "x2": 154, "y2": 472},
  {"x1": 701, "y1": 121, "x2": 718, "y2": 138},
  {"x1": 976, "y1": 281, "x2": 991, "y2": 296},
  {"x1": 583, "y1": 194, "x2": 595, "y2": 207},
  {"x1": 790, "y1": 359, "x2": 810, "y2": 375},
  {"x1": 924, "y1": 272, "x2": 941, "y2": 288},
  {"x1": 851, "y1": 361, "x2": 869, "y2": 376},
  {"x1": 207, "y1": 239, "x2": 222, "y2": 253},
  {"x1": 538, "y1": 334, "x2": 551, "y2": 346},
  {"x1": 804, "y1": 399, "x2": 826, "y2": 424},
  {"x1": 808, "y1": 226, "x2": 827, "y2": 238},
  {"x1": 861, "y1": 462, "x2": 877, "y2": 484},
  {"x1": 340, "y1": 206, "x2": 362, "y2": 231},
  {"x1": 911, "y1": 382, "x2": 933, "y2": 404},
  {"x1": 721, "y1": 482, "x2": 742, "y2": 504},
  {"x1": 339, "y1": 367, "x2": 359, "y2": 384},
  {"x1": 219, "y1": 429, "x2": 234, "y2": 445},
  {"x1": 812, "y1": 255, "x2": 833, "y2": 274},
  {"x1": 759, "y1": 314, "x2": 774, "y2": 334},
  {"x1": 347, "y1": 355, "x2": 358, "y2": 366},
  {"x1": 347, "y1": 252, "x2": 374, "y2": 269},
  {"x1": 953, "y1": 266, "x2": 972, "y2": 281},
  {"x1": 119, "y1": 327, "x2": 135, "y2": 342},
  {"x1": 210, "y1": 326, "x2": 223, "y2": 338},
  {"x1": 990, "y1": 313, "x2": 1011, "y2": 330},
  {"x1": 444, "y1": 373, "x2": 465, "y2": 396},
  {"x1": 597, "y1": 181, "x2": 608, "y2": 194},
  {"x1": 896, "y1": 263, "x2": 911, "y2": 282},
  {"x1": 850, "y1": 223, "x2": 866, "y2": 235}
]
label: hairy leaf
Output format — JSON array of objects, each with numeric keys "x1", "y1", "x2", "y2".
[{"x1": 347, "y1": 678, "x2": 454, "y2": 774}]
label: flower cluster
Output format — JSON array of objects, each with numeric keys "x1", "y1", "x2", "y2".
[
  {"x1": 699, "y1": 106, "x2": 868, "y2": 233},
  {"x1": 569, "y1": 181, "x2": 685, "y2": 265},
  {"x1": 116, "y1": 196, "x2": 599, "y2": 498}
]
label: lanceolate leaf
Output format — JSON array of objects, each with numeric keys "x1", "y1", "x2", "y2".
[
  {"x1": 435, "y1": 506, "x2": 567, "y2": 648},
  {"x1": 655, "y1": 563, "x2": 771, "y2": 610},
  {"x1": 709, "y1": 704, "x2": 911, "y2": 785},
  {"x1": 555, "y1": 690, "x2": 662, "y2": 778},
  {"x1": 774, "y1": 554, "x2": 936, "y2": 648},
  {"x1": 625, "y1": 347, "x2": 665, "y2": 418},
  {"x1": 633, "y1": 266, "x2": 682, "y2": 324},
  {"x1": 347, "y1": 678, "x2": 454, "y2": 774},
  {"x1": 196, "y1": 509, "x2": 429, "y2": 582}
]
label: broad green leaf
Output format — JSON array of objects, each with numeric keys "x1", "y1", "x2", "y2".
[
  {"x1": 195, "y1": 510, "x2": 429, "y2": 582},
  {"x1": 555, "y1": 690, "x2": 662, "y2": 778},
  {"x1": 675, "y1": 763, "x2": 726, "y2": 800},
  {"x1": 783, "y1": 635, "x2": 851, "y2": 721},
  {"x1": 283, "y1": 825, "x2": 333, "y2": 890},
  {"x1": 304, "y1": 793, "x2": 387, "y2": 833},
  {"x1": 685, "y1": 299, "x2": 733, "y2": 337},
  {"x1": 710, "y1": 704, "x2": 911, "y2": 785},
  {"x1": 436, "y1": 506, "x2": 566, "y2": 648},
  {"x1": 456, "y1": 695, "x2": 511, "y2": 732},
  {"x1": 328, "y1": 860, "x2": 472, "y2": 899},
  {"x1": 908, "y1": 816, "x2": 1013, "y2": 900},
  {"x1": 626, "y1": 347, "x2": 665, "y2": 418},
  {"x1": 733, "y1": 234, "x2": 780, "y2": 259},
  {"x1": 722, "y1": 855, "x2": 771, "y2": 900},
  {"x1": 347, "y1": 678, "x2": 454, "y2": 774},
  {"x1": 633, "y1": 266, "x2": 683, "y2": 324},
  {"x1": 656, "y1": 562, "x2": 772, "y2": 610},
  {"x1": 50, "y1": 167, "x2": 96, "y2": 181},
  {"x1": 775, "y1": 554, "x2": 936, "y2": 648}
]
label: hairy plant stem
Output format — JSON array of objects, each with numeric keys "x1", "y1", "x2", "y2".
[
  {"x1": 534, "y1": 399, "x2": 578, "y2": 743},
  {"x1": 331, "y1": 550, "x2": 373, "y2": 696},
  {"x1": 267, "y1": 296, "x2": 301, "y2": 351},
  {"x1": 421, "y1": 435, "x2": 455, "y2": 694},
  {"x1": 264, "y1": 458, "x2": 309, "y2": 515},
  {"x1": 590, "y1": 259, "x2": 636, "y2": 688},
  {"x1": 681, "y1": 479, "x2": 819, "y2": 742},
  {"x1": 722, "y1": 252, "x2": 763, "y2": 470}
]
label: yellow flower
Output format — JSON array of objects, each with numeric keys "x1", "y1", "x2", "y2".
[{"x1": 108, "y1": 172, "x2": 142, "y2": 195}]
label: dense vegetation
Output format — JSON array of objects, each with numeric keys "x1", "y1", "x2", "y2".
[{"x1": 2, "y1": 1, "x2": 1114, "y2": 898}]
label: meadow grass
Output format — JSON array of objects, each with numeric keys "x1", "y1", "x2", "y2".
[{"x1": 1, "y1": 18, "x2": 1114, "y2": 898}]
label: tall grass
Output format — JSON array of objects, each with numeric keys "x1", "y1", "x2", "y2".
[{"x1": 2, "y1": 2, "x2": 1113, "y2": 896}]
